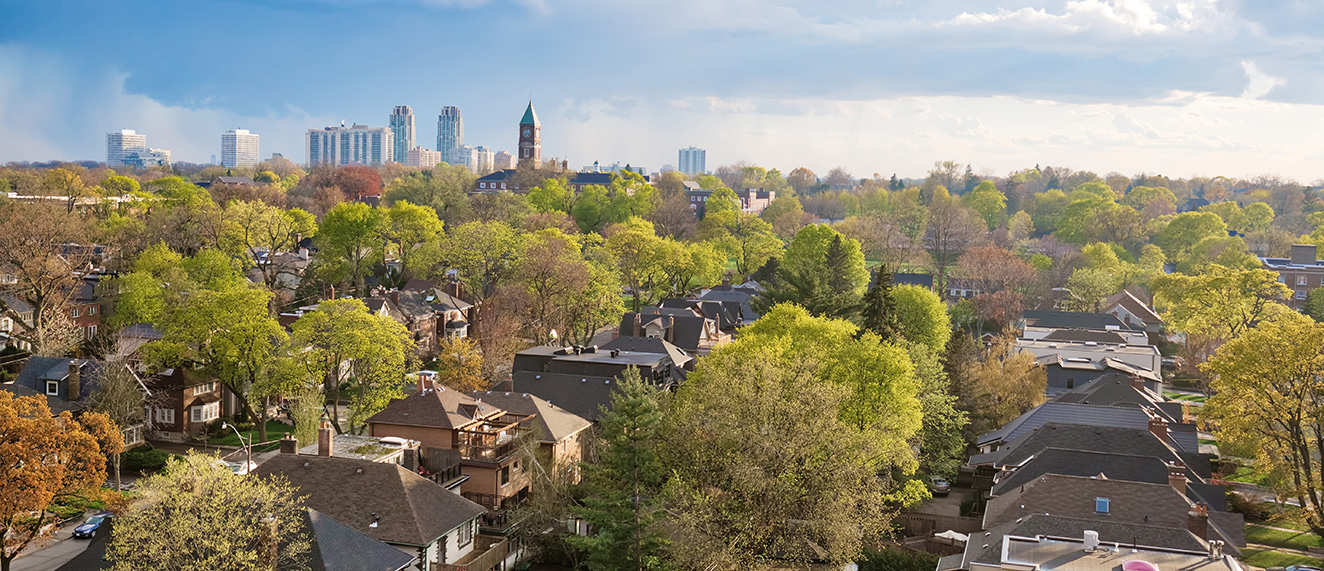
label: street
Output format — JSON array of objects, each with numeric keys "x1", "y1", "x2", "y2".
[{"x1": 9, "y1": 523, "x2": 105, "y2": 571}]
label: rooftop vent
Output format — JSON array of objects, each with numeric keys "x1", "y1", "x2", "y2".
[{"x1": 1084, "y1": 530, "x2": 1100, "y2": 552}]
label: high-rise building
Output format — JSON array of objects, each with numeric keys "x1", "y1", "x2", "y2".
[
  {"x1": 678, "y1": 146, "x2": 706, "y2": 175},
  {"x1": 106, "y1": 129, "x2": 147, "y2": 167},
  {"x1": 437, "y1": 106, "x2": 463, "y2": 165},
  {"x1": 406, "y1": 147, "x2": 442, "y2": 169},
  {"x1": 493, "y1": 151, "x2": 515, "y2": 170},
  {"x1": 305, "y1": 123, "x2": 394, "y2": 167},
  {"x1": 518, "y1": 102, "x2": 541, "y2": 165},
  {"x1": 474, "y1": 146, "x2": 494, "y2": 175},
  {"x1": 221, "y1": 129, "x2": 260, "y2": 168},
  {"x1": 389, "y1": 106, "x2": 415, "y2": 163},
  {"x1": 122, "y1": 148, "x2": 172, "y2": 168}
]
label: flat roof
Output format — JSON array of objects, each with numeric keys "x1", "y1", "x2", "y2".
[
  {"x1": 1016, "y1": 338, "x2": 1159, "y2": 355},
  {"x1": 1001, "y1": 535, "x2": 1239, "y2": 571},
  {"x1": 297, "y1": 434, "x2": 408, "y2": 462}
]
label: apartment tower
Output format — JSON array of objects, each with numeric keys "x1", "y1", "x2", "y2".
[
  {"x1": 389, "y1": 106, "x2": 415, "y2": 163},
  {"x1": 221, "y1": 129, "x2": 260, "y2": 168},
  {"x1": 437, "y1": 106, "x2": 463, "y2": 165}
]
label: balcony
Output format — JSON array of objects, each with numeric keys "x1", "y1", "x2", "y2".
[
  {"x1": 438, "y1": 535, "x2": 508, "y2": 571},
  {"x1": 454, "y1": 414, "x2": 533, "y2": 462}
]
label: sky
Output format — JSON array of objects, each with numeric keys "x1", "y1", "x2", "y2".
[{"x1": 3, "y1": 0, "x2": 1324, "y2": 181}]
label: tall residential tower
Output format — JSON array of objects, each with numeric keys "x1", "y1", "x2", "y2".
[
  {"x1": 389, "y1": 106, "x2": 415, "y2": 163},
  {"x1": 107, "y1": 129, "x2": 147, "y2": 167},
  {"x1": 437, "y1": 106, "x2": 463, "y2": 165},
  {"x1": 678, "y1": 146, "x2": 706, "y2": 175},
  {"x1": 305, "y1": 123, "x2": 393, "y2": 167},
  {"x1": 221, "y1": 129, "x2": 260, "y2": 168}
]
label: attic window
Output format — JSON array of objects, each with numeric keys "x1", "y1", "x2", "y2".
[
  {"x1": 1095, "y1": 497, "x2": 1110, "y2": 514},
  {"x1": 46, "y1": 381, "x2": 59, "y2": 396}
]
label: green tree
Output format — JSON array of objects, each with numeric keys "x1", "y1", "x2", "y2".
[
  {"x1": 527, "y1": 178, "x2": 573, "y2": 213},
  {"x1": 107, "y1": 452, "x2": 311, "y2": 571},
  {"x1": 1305, "y1": 287, "x2": 1324, "y2": 322},
  {"x1": 1056, "y1": 194, "x2": 1118, "y2": 244},
  {"x1": 891, "y1": 284, "x2": 952, "y2": 354},
  {"x1": 1200, "y1": 201, "x2": 1248, "y2": 233},
  {"x1": 1151, "y1": 264, "x2": 1291, "y2": 342},
  {"x1": 382, "y1": 164, "x2": 475, "y2": 224},
  {"x1": 384, "y1": 200, "x2": 444, "y2": 280},
  {"x1": 906, "y1": 342, "x2": 968, "y2": 478},
  {"x1": 1244, "y1": 202, "x2": 1275, "y2": 232},
  {"x1": 316, "y1": 202, "x2": 384, "y2": 296},
  {"x1": 441, "y1": 220, "x2": 522, "y2": 301},
  {"x1": 568, "y1": 368, "x2": 669, "y2": 571},
  {"x1": 699, "y1": 209, "x2": 782, "y2": 279},
  {"x1": 571, "y1": 185, "x2": 611, "y2": 232},
  {"x1": 1155, "y1": 211, "x2": 1227, "y2": 261},
  {"x1": 1029, "y1": 189, "x2": 1070, "y2": 233},
  {"x1": 1061, "y1": 267, "x2": 1122, "y2": 312},
  {"x1": 605, "y1": 220, "x2": 671, "y2": 311},
  {"x1": 962, "y1": 180, "x2": 1006, "y2": 229},
  {"x1": 860, "y1": 268, "x2": 900, "y2": 339},
  {"x1": 219, "y1": 200, "x2": 318, "y2": 291},
  {"x1": 1120, "y1": 186, "x2": 1177, "y2": 210}
]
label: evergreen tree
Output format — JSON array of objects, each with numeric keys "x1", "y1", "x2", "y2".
[
  {"x1": 859, "y1": 268, "x2": 900, "y2": 339},
  {"x1": 890, "y1": 173, "x2": 903, "y2": 191},
  {"x1": 568, "y1": 368, "x2": 668, "y2": 571}
]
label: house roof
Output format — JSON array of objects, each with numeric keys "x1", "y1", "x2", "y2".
[
  {"x1": 660, "y1": 299, "x2": 738, "y2": 329},
  {"x1": 511, "y1": 371, "x2": 622, "y2": 422},
  {"x1": 1023, "y1": 310, "x2": 1143, "y2": 331},
  {"x1": 569, "y1": 172, "x2": 612, "y2": 186},
  {"x1": 1041, "y1": 329, "x2": 1128, "y2": 344},
  {"x1": 306, "y1": 508, "x2": 417, "y2": 571},
  {"x1": 0, "y1": 382, "x2": 84, "y2": 415},
  {"x1": 254, "y1": 454, "x2": 486, "y2": 548},
  {"x1": 891, "y1": 273, "x2": 935, "y2": 288},
  {"x1": 0, "y1": 293, "x2": 33, "y2": 315},
  {"x1": 959, "y1": 514, "x2": 1209, "y2": 569},
  {"x1": 1038, "y1": 354, "x2": 1162, "y2": 382},
  {"x1": 600, "y1": 336, "x2": 692, "y2": 369},
  {"x1": 425, "y1": 289, "x2": 472, "y2": 313},
  {"x1": 1053, "y1": 374, "x2": 1168, "y2": 411},
  {"x1": 991, "y1": 448, "x2": 1173, "y2": 495},
  {"x1": 470, "y1": 390, "x2": 592, "y2": 443},
  {"x1": 1103, "y1": 289, "x2": 1163, "y2": 325},
  {"x1": 366, "y1": 386, "x2": 496, "y2": 429},
  {"x1": 12, "y1": 357, "x2": 99, "y2": 403},
  {"x1": 475, "y1": 169, "x2": 515, "y2": 183},
  {"x1": 977, "y1": 401, "x2": 1160, "y2": 447},
  {"x1": 620, "y1": 309, "x2": 713, "y2": 351},
  {"x1": 520, "y1": 102, "x2": 540, "y2": 125},
  {"x1": 970, "y1": 423, "x2": 1208, "y2": 479},
  {"x1": 215, "y1": 176, "x2": 258, "y2": 186}
]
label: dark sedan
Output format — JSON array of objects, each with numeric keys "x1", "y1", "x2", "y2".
[{"x1": 72, "y1": 513, "x2": 112, "y2": 539}]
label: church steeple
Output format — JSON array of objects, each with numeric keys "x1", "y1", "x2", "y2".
[{"x1": 518, "y1": 101, "x2": 541, "y2": 165}]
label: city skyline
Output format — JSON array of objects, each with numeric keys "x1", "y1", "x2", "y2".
[{"x1": 7, "y1": 2, "x2": 1324, "y2": 179}]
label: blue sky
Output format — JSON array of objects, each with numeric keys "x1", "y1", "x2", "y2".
[{"x1": 3, "y1": 0, "x2": 1324, "y2": 180}]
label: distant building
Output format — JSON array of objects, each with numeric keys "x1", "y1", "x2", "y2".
[
  {"x1": 406, "y1": 146, "x2": 442, "y2": 169},
  {"x1": 493, "y1": 151, "x2": 515, "y2": 170},
  {"x1": 388, "y1": 105, "x2": 415, "y2": 164},
  {"x1": 305, "y1": 123, "x2": 393, "y2": 167},
  {"x1": 581, "y1": 161, "x2": 647, "y2": 175},
  {"x1": 220, "y1": 129, "x2": 259, "y2": 168},
  {"x1": 437, "y1": 106, "x2": 463, "y2": 164},
  {"x1": 1261, "y1": 243, "x2": 1324, "y2": 309},
  {"x1": 106, "y1": 129, "x2": 147, "y2": 167},
  {"x1": 518, "y1": 101, "x2": 541, "y2": 165},
  {"x1": 121, "y1": 148, "x2": 172, "y2": 168},
  {"x1": 475, "y1": 145, "x2": 493, "y2": 174},
  {"x1": 678, "y1": 146, "x2": 706, "y2": 175}
]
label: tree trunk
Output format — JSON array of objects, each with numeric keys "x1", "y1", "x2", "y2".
[
  {"x1": 114, "y1": 452, "x2": 121, "y2": 492},
  {"x1": 257, "y1": 395, "x2": 269, "y2": 443}
]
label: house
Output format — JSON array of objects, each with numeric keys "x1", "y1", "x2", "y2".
[
  {"x1": 365, "y1": 380, "x2": 536, "y2": 526},
  {"x1": 0, "y1": 293, "x2": 33, "y2": 350},
  {"x1": 1013, "y1": 338, "x2": 1161, "y2": 376},
  {"x1": 1052, "y1": 374, "x2": 1182, "y2": 421},
  {"x1": 413, "y1": 281, "x2": 474, "y2": 340},
  {"x1": 367, "y1": 290, "x2": 439, "y2": 357},
  {"x1": 255, "y1": 439, "x2": 501, "y2": 571},
  {"x1": 1102, "y1": 289, "x2": 1164, "y2": 333},
  {"x1": 936, "y1": 514, "x2": 1241, "y2": 571},
  {"x1": 893, "y1": 273, "x2": 936, "y2": 289},
  {"x1": 975, "y1": 401, "x2": 1198, "y2": 454},
  {"x1": 70, "y1": 279, "x2": 103, "y2": 341},
  {"x1": 1038, "y1": 356, "x2": 1162, "y2": 396},
  {"x1": 618, "y1": 308, "x2": 730, "y2": 355},
  {"x1": 2, "y1": 356, "x2": 145, "y2": 446},
  {"x1": 214, "y1": 176, "x2": 259, "y2": 186},
  {"x1": 509, "y1": 372, "x2": 623, "y2": 422},
  {"x1": 143, "y1": 367, "x2": 225, "y2": 441},
  {"x1": 469, "y1": 391, "x2": 593, "y2": 484},
  {"x1": 114, "y1": 323, "x2": 163, "y2": 362},
  {"x1": 1020, "y1": 310, "x2": 1145, "y2": 336},
  {"x1": 304, "y1": 508, "x2": 418, "y2": 571},
  {"x1": 472, "y1": 170, "x2": 518, "y2": 193},
  {"x1": 695, "y1": 283, "x2": 761, "y2": 325},
  {"x1": 512, "y1": 344, "x2": 686, "y2": 386},
  {"x1": 659, "y1": 299, "x2": 740, "y2": 331},
  {"x1": 1260, "y1": 243, "x2": 1324, "y2": 309},
  {"x1": 982, "y1": 474, "x2": 1244, "y2": 551},
  {"x1": 734, "y1": 188, "x2": 775, "y2": 214}
]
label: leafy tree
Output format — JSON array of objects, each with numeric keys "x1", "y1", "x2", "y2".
[
  {"x1": 698, "y1": 208, "x2": 782, "y2": 279},
  {"x1": 891, "y1": 284, "x2": 951, "y2": 354},
  {"x1": 787, "y1": 167, "x2": 817, "y2": 194},
  {"x1": 1007, "y1": 210, "x2": 1035, "y2": 242},
  {"x1": 1155, "y1": 211, "x2": 1227, "y2": 261},
  {"x1": 107, "y1": 452, "x2": 311, "y2": 571},
  {"x1": 0, "y1": 202, "x2": 94, "y2": 354},
  {"x1": 1244, "y1": 202, "x2": 1275, "y2": 232},
  {"x1": 960, "y1": 335, "x2": 1046, "y2": 437},
  {"x1": 905, "y1": 342, "x2": 968, "y2": 477},
  {"x1": 1029, "y1": 188, "x2": 1070, "y2": 233},
  {"x1": 962, "y1": 180, "x2": 1007, "y2": 229},
  {"x1": 317, "y1": 202, "x2": 384, "y2": 296},
  {"x1": 1305, "y1": 287, "x2": 1324, "y2": 323},
  {"x1": 382, "y1": 165, "x2": 475, "y2": 225},
  {"x1": 527, "y1": 178, "x2": 573, "y2": 213},
  {"x1": 332, "y1": 165, "x2": 383, "y2": 199},
  {"x1": 1200, "y1": 201, "x2": 1248, "y2": 233},
  {"x1": 219, "y1": 200, "x2": 317, "y2": 291},
  {"x1": 87, "y1": 362, "x2": 148, "y2": 491},
  {"x1": 384, "y1": 200, "x2": 444, "y2": 280},
  {"x1": 102, "y1": 175, "x2": 140, "y2": 195},
  {"x1": 571, "y1": 185, "x2": 612, "y2": 232},
  {"x1": 1, "y1": 392, "x2": 119, "y2": 571},
  {"x1": 656, "y1": 241, "x2": 725, "y2": 299},
  {"x1": 1201, "y1": 316, "x2": 1324, "y2": 535},
  {"x1": 923, "y1": 195, "x2": 985, "y2": 292},
  {"x1": 1056, "y1": 194, "x2": 1118, "y2": 244},
  {"x1": 433, "y1": 336, "x2": 487, "y2": 392},
  {"x1": 1151, "y1": 264, "x2": 1291, "y2": 342},
  {"x1": 1061, "y1": 267, "x2": 1122, "y2": 312},
  {"x1": 605, "y1": 220, "x2": 671, "y2": 311},
  {"x1": 43, "y1": 168, "x2": 86, "y2": 213},
  {"x1": 1120, "y1": 186, "x2": 1177, "y2": 210},
  {"x1": 860, "y1": 268, "x2": 900, "y2": 339},
  {"x1": 567, "y1": 368, "x2": 669, "y2": 571},
  {"x1": 441, "y1": 220, "x2": 522, "y2": 301}
]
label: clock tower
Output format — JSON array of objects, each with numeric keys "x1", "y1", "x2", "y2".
[{"x1": 518, "y1": 101, "x2": 541, "y2": 167}]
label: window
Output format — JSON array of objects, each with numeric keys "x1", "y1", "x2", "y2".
[
  {"x1": 500, "y1": 183, "x2": 507, "y2": 189},
  {"x1": 86, "y1": 325, "x2": 97, "y2": 339},
  {"x1": 458, "y1": 519, "x2": 474, "y2": 547},
  {"x1": 1095, "y1": 497, "x2": 1110, "y2": 514},
  {"x1": 193, "y1": 382, "x2": 217, "y2": 396},
  {"x1": 46, "y1": 381, "x2": 59, "y2": 396},
  {"x1": 1298, "y1": 290, "x2": 1308, "y2": 300},
  {"x1": 1, "y1": 318, "x2": 9, "y2": 331},
  {"x1": 191, "y1": 402, "x2": 220, "y2": 423},
  {"x1": 500, "y1": 466, "x2": 510, "y2": 486},
  {"x1": 479, "y1": 182, "x2": 487, "y2": 189},
  {"x1": 1066, "y1": 378, "x2": 1074, "y2": 389},
  {"x1": 88, "y1": 306, "x2": 97, "y2": 316},
  {"x1": 1279, "y1": 275, "x2": 1287, "y2": 283},
  {"x1": 72, "y1": 308, "x2": 81, "y2": 318},
  {"x1": 155, "y1": 407, "x2": 176, "y2": 425},
  {"x1": 1299, "y1": 276, "x2": 1309, "y2": 286}
]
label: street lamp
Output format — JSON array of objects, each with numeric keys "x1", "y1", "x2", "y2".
[{"x1": 221, "y1": 422, "x2": 253, "y2": 474}]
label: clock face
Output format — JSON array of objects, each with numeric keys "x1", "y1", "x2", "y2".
[{"x1": 522, "y1": 128, "x2": 532, "y2": 137}]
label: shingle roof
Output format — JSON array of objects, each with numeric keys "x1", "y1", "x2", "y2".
[
  {"x1": 1103, "y1": 290, "x2": 1163, "y2": 325},
  {"x1": 306, "y1": 508, "x2": 417, "y2": 571},
  {"x1": 977, "y1": 401, "x2": 1154, "y2": 446},
  {"x1": 891, "y1": 273, "x2": 935, "y2": 288},
  {"x1": 620, "y1": 309, "x2": 712, "y2": 352},
  {"x1": 569, "y1": 172, "x2": 612, "y2": 185},
  {"x1": 991, "y1": 448, "x2": 1172, "y2": 495},
  {"x1": 469, "y1": 390, "x2": 592, "y2": 443},
  {"x1": 660, "y1": 299, "x2": 737, "y2": 329},
  {"x1": 254, "y1": 454, "x2": 486, "y2": 548},
  {"x1": 1023, "y1": 310, "x2": 1141, "y2": 331},
  {"x1": 974, "y1": 423, "x2": 1200, "y2": 475},
  {"x1": 1041, "y1": 329, "x2": 1128, "y2": 344},
  {"x1": 599, "y1": 336, "x2": 692, "y2": 369},
  {"x1": 366, "y1": 386, "x2": 494, "y2": 429},
  {"x1": 961, "y1": 514, "x2": 1209, "y2": 568},
  {"x1": 511, "y1": 371, "x2": 621, "y2": 422}
]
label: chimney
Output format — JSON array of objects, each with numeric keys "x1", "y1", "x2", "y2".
[
  {"x1": 1168, "y1": 462, "x2": 1187, "y2": 495},
  {"x1": 417, "y1": 373, "x2": 429, "y2": 393},
  {"x1": 279, "y1": 434, "x2": 298, "y2": 455},
  {"x1": 1131, "y1": 374, "x2": 1146, "y2": 392},
  {"x1": 66, "y1": 361, "x2": 81, "y2": 401},
  {"x1": 634, "y1": 313, "x2": 641, "y2": 337},
  {"x1": 298, "y1": 247, "x2": 309, "y2": 260},
  {"x1": 1148, "y1": 417, "x2": 1170, "y2": 443},
  {"x1": 389, "y1": 290, "x2": 401, "y2": 306},
  {"x1": 318, "y1": 419, "x2": 333, "y2": 457},
  {"x1": 1291, "y1": 244, "x2": 1318, "y2": 266},
  {"x1": 666, "y1": 316, "x2": 675, "y2": 343},
  {"x1": 403, "y1": 445, "x2": 419, "y2": 472},
  {"x1": 1187, "y1": 503, "x2": 1210, "y2": 539}
]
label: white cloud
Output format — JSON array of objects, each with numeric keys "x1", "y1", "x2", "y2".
[{"x1": 1241, "y1": 60, "x2": 1285, "y2": 99}]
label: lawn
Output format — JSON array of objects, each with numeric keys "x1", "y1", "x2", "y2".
[
  {"x1": 1163, "y1": 391, "x2": 1207, "y2": 403},
  {"x1": 1247, "y1": 524, "x2": 1324, "y2": 551},
  {"x1": 1226, "y1": 465, "x2": 1271, "y2": 486},
  {"x1": 1241, "y1": 549, "x2": 1323, "y2": 569},
  {"x1": 206, "y1": 421, "x2": 296, "y2": 452}
]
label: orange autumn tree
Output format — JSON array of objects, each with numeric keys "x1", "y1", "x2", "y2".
[{"x1": 1, "y1": 392, "x2": 122, "y2": 571}]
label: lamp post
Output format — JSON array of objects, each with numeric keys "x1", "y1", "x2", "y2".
[{"x1": 221, "y1": 422, "x2": 252, "y2": 473}]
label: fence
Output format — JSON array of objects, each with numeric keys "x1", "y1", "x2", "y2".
[{"x1": 894, "y1": 513, "x2": 982, "y2": 538}]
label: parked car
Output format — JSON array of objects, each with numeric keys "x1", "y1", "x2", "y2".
[
  {"x1": 929, "y1": 477, "x2": 950, "y2": 496},
  {"x1": 73, "y1": 513, "x2": 112, "y2": 538}
]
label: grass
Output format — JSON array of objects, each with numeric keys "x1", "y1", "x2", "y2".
[
  {"x1": 1226, "y1": 465, "x2": 1272, "y2": 486},
  {"x1": 1248, "y1": 524, "x2": 1324, "y2": 551},
  {"x1": 1163, "y1": 391, "x2": 1207, "y2": 403},
  {"x1": 1257, "y1": 504, "x2": 1314, "y2": 532},
  {"x1": 1242, "y1": 549, "x2": 1324, "y2": 569},
  {"x1": 1199, "y1": 438, "x2": 1218, "y2": 446},
  {"x1": 207, "y1": 421, "x2": 295, "y2": 452}
]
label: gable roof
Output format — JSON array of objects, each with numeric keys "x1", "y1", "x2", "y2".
[
  {"x1": 366, "y1": 386, "x2": 495, "y2": 429},
  {"x1": 469, "y1": 390, "x2": 592, "y2": 443},
  {"x1": 520, "y1": 102, "x2": 539, "y2": 125},
  {"x1": 1023, "y1": 310, "x2": 1142, "y2": 331},
  {"x1": 977, "y1": 401, "x2": 1154, "y2": 446},
  {"x1": 1038, "y1": 354, "x2": 1162, "y2": 382},
  {"x1": 971, "y1": 423, "x2": 1207, "y2": 478},
  {"x1": 306, "y1": 508, "x2": 417, "y2": 571},
  {"x1": 475, "y1": 169, "x2": 515, "y2": 183},
  {"x1": 660, "y1": 299, "x2": 738, "y2": 329},
  {"x1": 991, "y1": 448, "x2": 1173, "y2": 495},
  {"x1": 620, "y1": 309, "x2": 713, "y2": 351},
  {"x1": 599, "y1": 336, "x2": 692, "y2": 369},
  {"x1": 255, "y1": 454, "x2": 486, "y2": 548},
  {"x1": 11, "y1": 357, "x2": 100, "y2": 405},
  {"x1": 1053, "y1": 374, "x2": 1167, "y2": 410},
  {"x1": 511, "y1": 371, "x2": 621, "y2": 422},
  {"x1": 1104, "y1": 289, "x2": 1163, "y2": 325}
]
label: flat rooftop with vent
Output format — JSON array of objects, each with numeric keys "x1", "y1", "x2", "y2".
[{"x1": 992, "y1": 533, "x2": 1241, "y2": 571}]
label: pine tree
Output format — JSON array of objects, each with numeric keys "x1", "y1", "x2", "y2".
[
  {"x1": 859, "y1": 268, "x2": 900, "y2": 339},
  {"x1": 568, "y1": 368, "x2": 668, "y2": 571},
  {"x1": 889, "y1": 173, "x2": 903, "y2": 191}
]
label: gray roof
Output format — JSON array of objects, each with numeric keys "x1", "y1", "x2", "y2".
[
  {"x1": 1041, "y1": 329, "x2": 1128, "y2": 344},
  {"x1": 254, "y1": 454, "x2": 486, "y2": 548},
  {"x1": 1023, "y1": 310, "x2": 1143, "y2": 331},
  {"x1": 600, "y1": 336, "x2": 692, "y2": 368},
  {"x1": 696, "y1": 288, "x2": 759, "y2": 321},
  {"x1": 660, "y1": 299, "x2": 738, "y2": 329},
  {"x1": 620, "y1": 309, "x2": 714, "y2": 352},
  {"x1": 10, "y1": 357, "x2": 100, "y2": 407},
  {"x1": 971, "y1": 423, "x2": 1210, "y2": 481},
  {"x1": 960, "y1": 515, "x2": 1209, "y2": 569},
  {"x1": 991, "y1": 448, "x2": 1172, "y2": 495},
  {"x1": 306, "y1": 508, "x2": 416, "y2": 571},
  {"x1": 977, "y1": 401, "x2": 1199, "y2": 452},
  {"x1": 1, "y1": 293, "x2": 33, "y2": 315},
  {"x1": 469, "y1": 390, "x2": 592, "y2": 443},
  {"x1": 511, "y1": 371, "x2": 621, "y2": 422}
]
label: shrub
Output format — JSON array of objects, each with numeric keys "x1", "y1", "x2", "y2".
[
  {"x1": 859, "y1": 548, "x2": 939, "y2": 571},
  {"x1": 1227, "y1": 490, "x2": 1268, "y2": 521},
  {"x1": 121, "y1": 445, "x2": 170, "y2": 473}
]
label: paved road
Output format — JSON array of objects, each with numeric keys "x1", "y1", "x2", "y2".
[{"x1": 9, "y1": 522, "x2": 102, "y2": 571}]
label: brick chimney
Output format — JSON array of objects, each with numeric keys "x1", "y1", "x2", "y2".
[
  {"x1": 633, "y1": 313, "x2": 641, "y2": 337},
  {"x1": 1187, "y1": 503, "x2": 1210, "y2": 539},
  {"x1": 279, "y1": 434, "x2": 298, "y2": 455},
  {"x1": 1131, "y1": 374, "x2": 1146, "y2": 392},
  {"x1": 66, "y1": 361, "x2": 81, "y2": 401},
  {"x1": 389, "y1": 290, "x2": 401, "y2": 306},
  {"x1": 403, "y1": 445, "x2": 419, "y2": 472},
  {"x1": 1148, "y1": 417, "x2": 1170, "y2": 443},
  {"x1": 417, "y1": 373, "x2": 430, "y2": 393},
  {"x1": 666, "y1": 316, "x2": 675, "y2": 343},
  {"x1": 1168, "y1": 462, "x2": 1187, "y2": 495},
  {"x1": 318, "y1": 419, "x2": 333, "y2": 457}
]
